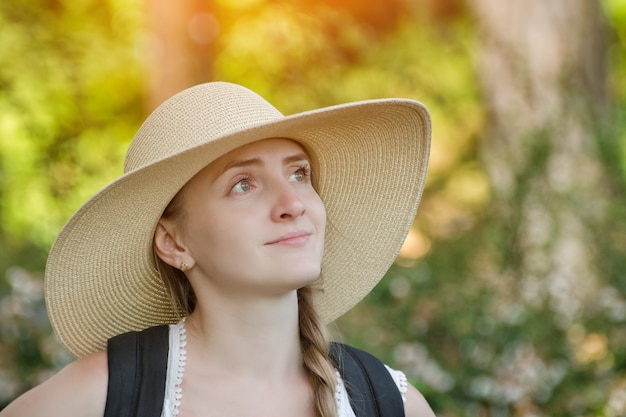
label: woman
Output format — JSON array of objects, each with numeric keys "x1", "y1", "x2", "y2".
[{"x1": 1, "y1": 82, "x2": 434, "y2": 416}]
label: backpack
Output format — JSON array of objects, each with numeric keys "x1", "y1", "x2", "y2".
[{"x1": 103, "y1": 325, "x2": 405, "y2": 417}]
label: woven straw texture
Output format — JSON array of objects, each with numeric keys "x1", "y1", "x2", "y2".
[{"x1": 44, "y1": 82, "x2": 431, "y2": 357}]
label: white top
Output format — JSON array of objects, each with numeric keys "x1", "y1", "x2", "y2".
[{"x1": 161, "y1": 319, "x2": 408, "y2": 417}]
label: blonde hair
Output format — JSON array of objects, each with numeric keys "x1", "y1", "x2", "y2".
[
  {"x1": 298, "y1": 286, "x2": 339, "y2": 417},
  {"x1": 156, "y1": 189, "x2": 338, "y2": 417}
]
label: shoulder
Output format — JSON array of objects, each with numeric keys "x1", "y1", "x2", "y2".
[
  {"x1": 0, "y1": 350, "x2": 108, "y2": 417},
  {"x1": 403, "y1": 383, "x2": 436, "y2": 417},
  {"x1": 384, "y1": 366, "x2": 436, "y2": 417}
]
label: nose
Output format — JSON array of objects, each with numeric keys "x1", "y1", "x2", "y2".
[{"x1": 270, "y1": 182, "x2": 306, "y2": 221}]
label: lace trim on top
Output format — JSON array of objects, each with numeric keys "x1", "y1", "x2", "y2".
[
  {"x1": 385, "y1": 365, "x2": 408, "y2": 402},
  {"x1": 165, "y1": 318, "x2": 187, "y2": 417}
]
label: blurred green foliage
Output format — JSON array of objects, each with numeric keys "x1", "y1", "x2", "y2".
[
  {"x1": 0, "y1": 0, "x2": 144, "y2": 401},
  {"x1": 1, "y1": 0, "x2": 625, "y2": 415}
]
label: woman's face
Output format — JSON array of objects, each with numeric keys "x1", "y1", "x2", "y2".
[{"x1": 173, "y1": 138, "x2": 326, "y2": 297}]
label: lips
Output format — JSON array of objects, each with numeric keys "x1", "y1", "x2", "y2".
[{"x1": 265, "y1": 231, "x2": 311, "y2": 246}]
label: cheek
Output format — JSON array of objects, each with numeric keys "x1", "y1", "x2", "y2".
[
  {"x1": 191, "y1": 210, "x2": 246, "y2": 247},
  {"x1": 183, "y1": 203, "x2": 237, "y2": 253},
  {"x1": 310, "y1": 193, "x2": 327, "y2": 232},
  {"x1": 185, "y1": 213, "x2": 256, "y2": 276}
]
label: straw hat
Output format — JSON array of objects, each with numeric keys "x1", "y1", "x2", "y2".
[{"x1": 44, "y1": 82, "x2": 431, "y2": 357}]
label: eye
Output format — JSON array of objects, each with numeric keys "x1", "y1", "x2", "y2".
[
  {"x1": 289, "y1": 166, "x2": 311, "y2": 183},
  {"x1": 231, "y1": 177, "x2": 253, "y2": 194}
]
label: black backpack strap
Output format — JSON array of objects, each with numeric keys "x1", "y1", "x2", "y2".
[
  {"x1": 104, "y1": 325, "x2": 170, "y2": 417},
  {"x1": 330, "y1": 342, "x2": 405, "y2": 417}
]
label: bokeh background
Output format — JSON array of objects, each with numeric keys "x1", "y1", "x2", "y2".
[{"x1": 1, "y1": 0, "x2": 626, "y2": 415}]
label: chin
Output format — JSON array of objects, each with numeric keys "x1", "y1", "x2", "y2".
[{"x1": 284, "y1": 265, "x2": 321, "y2": 288}]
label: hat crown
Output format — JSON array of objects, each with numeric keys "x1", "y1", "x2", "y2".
[{"x1": 124, "y1": 82, "x2": 284, "y2": 173}]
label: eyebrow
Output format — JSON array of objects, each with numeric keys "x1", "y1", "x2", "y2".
[{"x1": 219, "y1": 152, "x2": 310, "y2": 176}]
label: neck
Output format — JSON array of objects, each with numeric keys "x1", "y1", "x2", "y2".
[{"x1": 184, "y1": 290, "x2": 303, "y2": 380}]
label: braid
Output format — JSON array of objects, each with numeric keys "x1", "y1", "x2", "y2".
[{"x1": 298, "y1": 286, "x2": 339, "y2": 417}]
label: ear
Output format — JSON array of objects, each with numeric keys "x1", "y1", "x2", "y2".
[{"x1": 153, "y1": 219, "x2": 195, "y2": 270}]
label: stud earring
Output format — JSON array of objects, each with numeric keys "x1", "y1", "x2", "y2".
[{"x1": 179, "y1": 262, "x2": 190, "y2": 272}]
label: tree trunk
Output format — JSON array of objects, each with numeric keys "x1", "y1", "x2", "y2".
[
  {"x1": 469, "y1": 0, "x2": 611, "y2": 325},
  {"x1": 465, "y1": 0, "x2": 625, "y2": 413},
  {"x1": 145, "y1": 0, "x2": 217, "y2": 110}
]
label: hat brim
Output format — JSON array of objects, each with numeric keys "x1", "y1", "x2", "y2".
[{"x1": 45, "y1": 85, "x2": 431, "y2": 358}]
